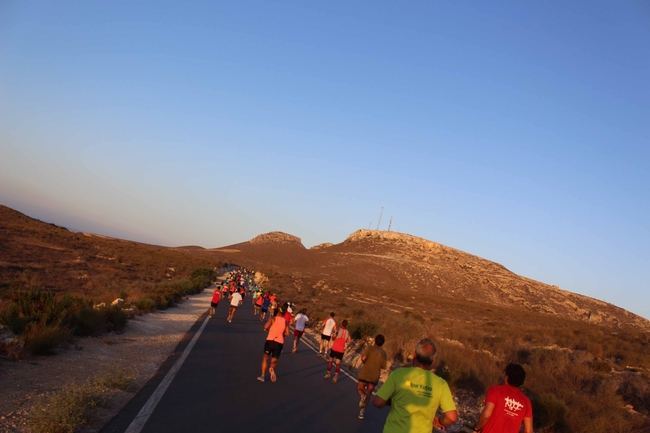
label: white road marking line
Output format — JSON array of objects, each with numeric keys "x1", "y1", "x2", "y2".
[
  {"x1": 124, "y1": 314, "x2": 210, "y2": 433},
  {"x1": 299, "y1": 334, "x2": 359, "y2": 383}
]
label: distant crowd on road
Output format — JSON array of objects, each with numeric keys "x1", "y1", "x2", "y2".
[{"x1": 208, "y1": 268, "x2": 533, "y2": 433}]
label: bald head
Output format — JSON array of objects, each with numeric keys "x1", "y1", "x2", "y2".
[{"x1": 414, "y1": 338, "x2": 437, "y2": 367}]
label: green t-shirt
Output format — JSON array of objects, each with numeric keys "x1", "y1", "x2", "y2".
[{"x1": 376, "y1": 367, "x2": 456, "y2": 433}]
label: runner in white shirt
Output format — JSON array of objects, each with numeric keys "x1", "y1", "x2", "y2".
[
  {"x1": 292, "y1": 309, "x2": 310, "y2": 353},
  {"x1": 319, "y1": 312, "x2": 337, "y2": 354},
  {"x1": 227, "y1": 290, "x2": 243, "y2": 323}
]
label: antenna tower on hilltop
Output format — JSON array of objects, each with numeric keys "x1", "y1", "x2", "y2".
[
  {"x1": 388, "y1": 216, "x2": 393, "y2": 232},
  {"x1": 376, "y1": 206, "x2": 384, "y2": 230}
]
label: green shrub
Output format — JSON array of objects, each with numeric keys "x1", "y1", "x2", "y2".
[
  {"x1": 454, "y1": 370, "x2": 486, "y2": 395},
  {"x1": 350, "y1": 321, "x2": 379, "y2": 340},
  {"x1": 134, "y1": 297, "x2": 156, "y2": 312},
  {"x1": 0, "y1": 302, "x2": 28, "y2": 334},
  {"x1": 532, "y1": 392, "x2": 569, "y2": 431},
  {"x1": 72, "y1": 307, "x2": 107, "y2": 336},
  {"x1": 25, "y1": 324, "x2": 71, "y2": 356},
  {"x1": 190, "y1": 268, "x2": 216, "y2": 292},
  {"x1": 104, "y1": 307, "x2": 127, "y2": 333}
]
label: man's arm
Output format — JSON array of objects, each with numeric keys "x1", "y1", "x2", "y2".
[
  {"x1": 372, "y1": 372, "x2": 395, "y2": 408},
  {"x1": 434, "y1": 410, "x2": 458, "y2": 429},
  {"x1": 473, "y1": 402, "x2": 495, "y2": 432},
  {"x1": 523, "y1": 417, "x2": 533, "y2": 433},
  {"x1": 361, "y1": 348, "x2": 369, "y2": 364},
  {"x1": 372, "y1": 395, "x2": 389, "y2": 408}
]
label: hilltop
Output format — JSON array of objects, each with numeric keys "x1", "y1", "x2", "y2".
[{"x1": 215, "y1": 228, "x2": 648, "y2": 330}]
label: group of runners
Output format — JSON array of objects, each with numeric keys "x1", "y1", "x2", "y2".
[{"x1": 208, "y1": 269, "x2": 533, "y2": 433}]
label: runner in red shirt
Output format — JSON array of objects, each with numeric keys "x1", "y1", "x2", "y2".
[
  {"x1": 473, "y1": 363, "x2": 533, "y2": 433},
  {"x1": 209, "y1": 287, "x2": 221, "y2": 318},
  {"x1": 324, "y1": 319, "x2": 351, "y2": 384},
  {"x1": 282, "y1": 302, "x2": 293, "y2": 326}
]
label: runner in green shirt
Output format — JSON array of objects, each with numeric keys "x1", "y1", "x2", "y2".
[{"x1": 373, "y1": 338, "x2": 458, "y2": 433}]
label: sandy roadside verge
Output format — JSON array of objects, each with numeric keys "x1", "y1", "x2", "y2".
[{"x1": 0, "y1": 286, "x2": 214, "y2": 433}]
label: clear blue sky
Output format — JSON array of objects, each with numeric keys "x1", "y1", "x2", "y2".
[{"x1": 1, "y1": 1, "x2": 648, "y2": 318}]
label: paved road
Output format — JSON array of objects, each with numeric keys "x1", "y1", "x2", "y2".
[{"x1": 103, "y1": 292, "x2": 388, "y2": 433}]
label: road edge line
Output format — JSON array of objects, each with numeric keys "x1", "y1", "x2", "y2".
[
  {"x1": 123, "y1": 314, "x2": 210, "y2": 433},
  {"x1": 299, "y1": 333, "x2": 359, "y2": 383}
]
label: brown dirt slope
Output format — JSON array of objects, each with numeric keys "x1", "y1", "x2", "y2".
[{"x1": 0, "y1": 205, "x2": 216, "y2": 301}]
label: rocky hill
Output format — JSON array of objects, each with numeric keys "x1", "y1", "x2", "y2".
[
  {"x1": 216, "y1": 228, "x2": 648, "y2": 330},
  {"x1": 249, "y1": 231, "x2": 304, "y2": 246},
  {"x1": 213, "y1": 229, "x2": 650, "y2": 432}
]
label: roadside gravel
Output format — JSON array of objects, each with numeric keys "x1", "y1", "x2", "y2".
[{"x1": 0, "y1": 287, "x2": 213, "y2": 433}]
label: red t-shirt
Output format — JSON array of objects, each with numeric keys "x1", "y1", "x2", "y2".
[
  {"x1": 482, "y1": 385, "x2": 532, "y2": 433},
  {"x1": 331, "y1": 328, "x2": 349, "y2": 353},
  {"x1": 284, "y1": 311, "x2": 293, "y2": 326},
  {"x1": 211, "y1": 290, "x2": 221, "y2": 303}
]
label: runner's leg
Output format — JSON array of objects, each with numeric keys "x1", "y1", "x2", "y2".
[
  {"x1": 258, "y1": 353, "x2": 269, "y2": 382},
  {"x1": 325, "y1": 355, "x2": 332, "y2": 378},
  {"x1": 357, "y1": 381, "x2": 367, "y2": 404},
  {"x1": 269, "y1": 357, "x2": 279, "y2": 382},
  {"x1": 333, "y1": 359, "x2": 341, "y2": 383}
]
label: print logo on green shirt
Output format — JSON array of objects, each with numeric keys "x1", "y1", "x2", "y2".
[{"x1": 409, "y1": 382, "x2": 433, "y2": 398}]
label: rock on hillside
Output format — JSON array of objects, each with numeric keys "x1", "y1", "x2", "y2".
[
  {"x1": 249, "y1": 232, "x2": 304, "y2": 247},
  {"x1": 310, "y1": 242, "x2": 334, "y2": 250}
]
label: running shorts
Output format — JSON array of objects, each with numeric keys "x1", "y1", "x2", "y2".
[
  {"x1": 264, "y1": 340, "x2": 284, "y2": 359},
  {"x1": 330, "y1": 349, "x2": 344, "y2": 360},
  {"x1": 210, "y1": 302, "x2": 219, "y2": 308},
  {"x1": 294, "y1": 329, "x2": 304, "y2": 338},
  {"x1": 358, "y1": 378, "x2": 378, "y2": 386},
  {"x1": 321, "y1": 334, "x2": 331, "y2": 341}
]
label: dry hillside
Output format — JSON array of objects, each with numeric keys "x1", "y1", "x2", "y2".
[
  {"x1": 0, "y1": 205, "x2": 219, "y2": 302},
  {"x1": 1, "y1": 206, "x2": 648, "y2": 432},
  {"x1": 212, "y1": 229, "x2": 650, "y2": 433}
]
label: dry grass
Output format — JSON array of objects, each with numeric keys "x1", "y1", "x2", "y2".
[
  {"x1": 261, "y1": 270, "x2": 649, "y2": 433},
  {"x1": 27, "y1": 369, "x2": 136, "y2": 433}
]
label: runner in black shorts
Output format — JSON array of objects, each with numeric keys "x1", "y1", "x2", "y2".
[
  {"x1": 264, "y1": 340, "x2": 283, "y2": 359},
  {"x1": 257, "y1": 308, "x2": 289, "y2": 383},
  {"x1": 357, "y1": 334, "x2": 387, "y2": 419},
  {"x1": 324, "y1": 320, "x2": 350, "y2": 383},
  {"x1": 319, "y1": 312, "x2": 337, "y2": 354}
]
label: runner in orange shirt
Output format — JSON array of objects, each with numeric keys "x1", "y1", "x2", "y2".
[{"x1": 257, "y1": 306, "x2": 289, "y2": 383}]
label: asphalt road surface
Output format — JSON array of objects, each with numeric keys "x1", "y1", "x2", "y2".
[{"x1": 102, "y1": 293, "x2": 388, "y2": 433}]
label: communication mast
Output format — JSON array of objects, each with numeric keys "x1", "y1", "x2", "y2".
[
  {"x1": 376, "y1": 206, "x2": 384, "y2": 230},
  {"x1": 388, "y1": 216, "x2": 393, "y2": 232}
]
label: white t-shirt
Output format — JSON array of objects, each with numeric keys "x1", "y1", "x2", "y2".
[
  {"x1": 230, "y1": 292, "x2": 243, "y2": 307},
  {"x1": 322, "y1": 317, "x2": 336, "y2": 336},
  {"x1": 294, "y1": 313, "x2": 309, "y2": 331}
]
